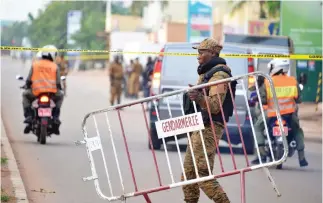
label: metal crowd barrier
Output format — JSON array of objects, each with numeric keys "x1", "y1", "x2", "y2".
[{"x1": 75, "y1": 72, "x2": 288, "y2": 203}]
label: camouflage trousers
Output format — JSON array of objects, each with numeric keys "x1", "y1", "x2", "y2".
[
  {"x1": 110, "y1": 82, "x2": 122, "y2": 105},
  {"x1": 181, "y1": 123, "x2": 230, "y2": 203}
]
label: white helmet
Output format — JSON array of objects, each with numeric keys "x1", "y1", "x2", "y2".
[
  {"x1": 267, "y1": 59, "x2": 290, "y2": 76},
  {"x1": 41, "y1": 45, "x2": 58, "y2": 61},
  {"x1": 36, "y1": 51, "x2": 42, "y2": 58}
]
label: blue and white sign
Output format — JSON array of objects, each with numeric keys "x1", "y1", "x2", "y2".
[
  {"x1": 187, "y1": 0, "x2": 213, "y2": 43},
  {"x1": 67, "y1": 10, "x2": 82, "y2": 45}
]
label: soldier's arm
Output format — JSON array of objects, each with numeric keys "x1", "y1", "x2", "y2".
[
  {"x1": 56, "y1": 65, "x2": 62, "y2": 90},
  {"x1": 109, "y1": 64, "x2": 114, "y2": 81},
  {"x1": 260, "y1": 84, "x2": 268, "y2": 105},
  {"x1": 197, "y1": 71, "x2": 229, "y2": 115},
  {"x1": 248, "y1": 85, "x2": 256, "y2": 91},
  {"x1": 25, "y1": 66, "x2": 33, "y2": 88}
]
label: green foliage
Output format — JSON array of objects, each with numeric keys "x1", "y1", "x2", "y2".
[
  {"x1": 266, "y1": 1, "x2": 281, "y2": 18},
  {"x1": 27, "y1": 1, "x2": 106, "y2": 50},
  {"x1": 229, "y1": 1, "x2": 281, "y2": 19},
  {"x1": 1, "y1": 188, "x2": 11, "y2": 202},
  {"x1": 1, "y1": 157, "x2": 8, "y2": 165},
  {"x1": 1, "y1": 21, "x2": 29, "y2": 46},
  {"x1": 1, "y1": 194, "x2": 10, "y2": 202},
  {"x1": 129, "y1": 1, "x2": 168, "y2": 17},
  {"x1": 24, "y1": 1, "x2": 169, "y2": 50}
]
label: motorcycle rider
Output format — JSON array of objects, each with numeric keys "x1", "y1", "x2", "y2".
[
  {"x1": 32, "y1": 51, "x2": 42, "y2": 62},
  {"x1": 22, "y1": 45, "x2": 64, "y2": 135},
  {"x1": 251, "y1": 59, "x2": 308, "y2": 167}
]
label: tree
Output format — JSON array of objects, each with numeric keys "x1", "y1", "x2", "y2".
[
  {"x1": 27, "y1": 1, "x2": 107, "y2": 50},
  {"x1": 71, "y1": 2, "x2": 106, "y2": 50},
  {"x1": 1, "y1": 21, "x2": 29, "y2": 46},
  {"x1": 230, "y1": 1, "x2": 281, "y2": 19},
  {"x1": 129, "y1": 1, "x2": 168, "y2": 17}
]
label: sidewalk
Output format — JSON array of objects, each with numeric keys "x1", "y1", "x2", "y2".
[
  {"x1": 1, "y1": 118, "x2": 29, "y2": 203},
  {"x1": 298, "y1": 103, "x2": 322, "y2": 143}
]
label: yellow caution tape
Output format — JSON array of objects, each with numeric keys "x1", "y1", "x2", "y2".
[{"x1": 1, "y1": 46, "x2": 322, "y2": 60}]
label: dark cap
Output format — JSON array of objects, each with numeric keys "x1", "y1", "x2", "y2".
[{"x1": 192, "y1": 38, "x2": 223, "y2": 54}]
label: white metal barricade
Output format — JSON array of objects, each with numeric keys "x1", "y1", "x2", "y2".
[{"x1": 75, "y1": 72, "x2": 288, "y2": 203}]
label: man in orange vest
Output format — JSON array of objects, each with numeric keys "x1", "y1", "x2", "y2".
[
  {"x1": 22, "y1": 45, "x2": 64, "y2": 135},
  {"x1": 251, "y1": 59, "x2": 308, "y2": 167}
]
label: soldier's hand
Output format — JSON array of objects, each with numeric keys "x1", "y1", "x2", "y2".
[{"x1": 188, "y1": 84, "x2": 203, "y2": 102}]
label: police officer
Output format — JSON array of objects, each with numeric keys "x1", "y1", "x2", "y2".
[
  {"x1": 253, "y1": 59, "x2": 308, "y2": 167},
  {"x1": 109, "y1": 55, "x2": 124, "y2": 105},
  {"x1": 252, "y1": 59, "x2": 308, "y2": 167},
  {"x1": 182, "y1": 38, "x2": 233, "y2": 203},
  {"x1": 56, "y1": 54, "x2": 68, "y2": 96}
]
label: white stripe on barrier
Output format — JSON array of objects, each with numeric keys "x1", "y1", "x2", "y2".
[
  {"x1": 153, "y1": 100, "x2": 175, "y2": 184},
  {"x1": 165, "y1": 97, "x2": 187, "y2": 181},
  {"x1": 105, "y1": 112, "x2": 125, "y2": 193},
  {"x1": 192, "y1": 100, "x2": 212, "y2": 176},
  {"x1": 241, "y1": 81, "x2": 263, "y2": 164},
  {"x1": 93, "y1": 116, "x2": 114, "y2": 197},
  {"x1": 254, "y1": 75, "x2": 275, "y2": 161}
]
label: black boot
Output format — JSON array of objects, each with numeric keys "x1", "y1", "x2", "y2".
[
  {"x1": 24, "y1": 125, "x2": 32, "y2": 134},
  {"x1": 52, "y1": 108, "x2": 61, "y2": 135},
  {"x1": 298, "y1": 150, "x2": 308, "y2": 167},
  {"x1": 23, "y1": 107, "x2": 32, "y2": 124},
  {"x1": 251, "y1": 146, "x2": 267, "y2": 165}
]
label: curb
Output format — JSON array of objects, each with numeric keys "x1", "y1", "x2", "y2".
[{"x1": 1, "y1": 118, "x2": 29, "y2": 203}]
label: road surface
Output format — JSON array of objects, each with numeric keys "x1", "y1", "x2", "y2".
[{"x1": 1, "y1": 57, "x2": 322, "y2": 203}]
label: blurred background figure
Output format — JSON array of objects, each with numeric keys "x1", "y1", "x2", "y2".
[
  {"x1": 125, "y1": 59, "x2": 134, "y2": 98},
  {"x1": 128, "y1": 57, "x2": 143, "y2": 99},
  {"x1": 109, "y1": 55, "x2": 124, "y2": 105},
  {"x1": 56, "y1": 53, "x2": 69, "y2": 96},
  {"x1": 142, "y1": 56, "x2": 154, "y2": 98},
  {"x1": 142, "y1": 56, "x2": 155, "y2": 110}
]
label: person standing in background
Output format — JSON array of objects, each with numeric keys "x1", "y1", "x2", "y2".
[
  {"x1": 125, "y1": 59, "x2": 134, "y2": 98},
  {"x1": 128, "y1": 57, "x2": 143, "y2": 98},
  {"x1": 109, "y1": 55, "x2": 124, "y2": 105},
  {"x1": 56, "y1": 54, "x2": 69, "y2": 96}
]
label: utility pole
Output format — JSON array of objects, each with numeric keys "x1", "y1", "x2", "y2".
[{"x1": 105, "y1": 0, "x2": 112, "y2": 68}]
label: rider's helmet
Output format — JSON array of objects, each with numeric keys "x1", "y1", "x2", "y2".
[
  {"x1": 36, "y1": 51, "x2": 42, "y2": 59},
  {"x1": 267, "y1": 59, "x2": 290, "y2": 76},
  {"x1": 41, "y1": 45, "x2": 58, "y2": 61}
]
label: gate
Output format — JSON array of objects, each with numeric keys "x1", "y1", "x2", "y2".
[{"x1": 75, "y1": 72, "x2": 288, "y2": 203}]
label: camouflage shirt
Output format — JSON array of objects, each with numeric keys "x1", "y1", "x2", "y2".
[{"x1": 196, "y1": 64, "x2": 231, "y2": 118}]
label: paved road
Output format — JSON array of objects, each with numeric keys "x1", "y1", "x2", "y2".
[{"x1": 1, "y1": 57, "x2": 322, "y2": 203}]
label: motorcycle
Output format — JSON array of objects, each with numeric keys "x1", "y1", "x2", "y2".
[{"x1": 16, "y1": 75, "x2": 66, "y2": 144}]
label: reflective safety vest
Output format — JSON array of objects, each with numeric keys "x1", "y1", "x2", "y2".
[
  {"x1": 31, "y1": 60, "x2": 58, "y2": 96},
  {"x1": 265, "y1": 75, "x2": 297, "y2": 118}
]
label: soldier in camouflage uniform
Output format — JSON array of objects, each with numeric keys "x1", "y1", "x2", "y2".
[
  {"x1": 248, "y1": 76, "x2": 269, "y2": 163},
  {"x1": 56, "y1": 54, "x2": 68, "y2": 96},
  {"x1": 109, "y1": 55, "x2": 124, "y2": 105},
  {"x1": 182, "y1": 38, "x2": 231, "y2": 203}
]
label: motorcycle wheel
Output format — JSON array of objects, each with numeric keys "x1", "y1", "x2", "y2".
[
  {"x1": 39, "y1": 125, "x2": 47, "y2": 145},
  {"x1": 275, "y1": 144, "x2": 284, "y2": 169}
]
